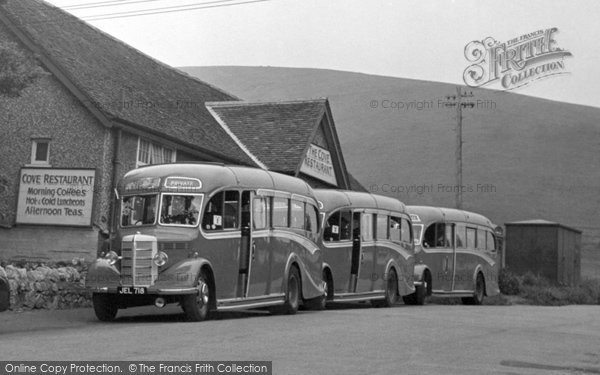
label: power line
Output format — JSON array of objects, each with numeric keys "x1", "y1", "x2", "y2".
[
  {"x1": 63, "y1": 0, "x2": 222, "y2": 11},
  {"x1": 80, "y1": 0, "x2": 271, "y2": 21},
  {"x1": 23, "y1": 0, "x2": 272, "y2": 27},
  {"x1": 60, "y1": 0, "x2": 163, "y2": 10},
  {"x1": 77, "y1": 0, "x2": 241, "y2": 16}
]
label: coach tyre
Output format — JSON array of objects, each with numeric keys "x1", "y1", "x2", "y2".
[
  {"x1": 385, "y1": 268, "x2": 399, "y2": 306},
  {"x1": 462, "y1": 272, "x2": 485, "y2": 305},
  {"x1": 303, "y1": 268, "x2": 329, "y2": 310},
  {"x1": 374, "y1": 268, "x2": 399, "y2": 307},
  {"x1": 92, "y1": 293, "x2": 118, "y2": 321},
  {"x1": 402, "y1": 283, "x2": 425, "y2": 305},
  {"x1": 473, "y1": 272, "x2": 486, "y2": 305},
  {"x1": 315, "y1": 269, "x2": 331, "y2": 310},
  {"x1": 182, "y1": 269, "x2": 211, "y2": 321},
  {"x1": 283, "y1": 266, "x2": 301, "y2": 314},
  {"x1": 402, "y1": 272, "x2": 428, "y2": 305},
  {"x1": 325, "y1": 268, "x2": 334, "y2": 301}
]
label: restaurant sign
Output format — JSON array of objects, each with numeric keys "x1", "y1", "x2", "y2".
[
  {"x1": 16, "y1": 168, "x2": 96, "y2": 226},
  {"x1": 300, "y1": 144, "x2": 337, "y2": 186}
]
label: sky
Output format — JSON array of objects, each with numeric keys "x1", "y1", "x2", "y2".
[{"x1": 46, "y1": 0, "x2": 600, "y2": 108}]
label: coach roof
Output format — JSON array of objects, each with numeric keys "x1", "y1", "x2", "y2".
[
  {"x1": 120, "y1": 163, "x2": 316, "y2": 198},
  {"x1": 407, "y1": 206, "x2": 494, "y2": 228},
  {"x1": 314, "y1": 189, "x2": 406, "y2": 213}
]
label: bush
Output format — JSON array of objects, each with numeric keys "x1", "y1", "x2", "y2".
[
  {"x1": 521, "y1": 285, "x2": 568, "y2": 306},
  {"x1": 496, "y1": 268, "x2": 600, "y2": 306},
  {"x1": 564, "y1": 286, "x2": 595, "y2": 305},
  {"x1": 498, "y1": 268, "x2": 520, "y2": 295},
  {"x1": 575, "y1": 278, "x2": 600, "y2": 304},
  {"x1": 521, "y1": 271, "x2": 551, "y2": 288}
]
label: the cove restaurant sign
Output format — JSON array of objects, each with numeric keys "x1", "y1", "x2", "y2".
[
  {"x1": 300, "y1": 144, "x2": 337, "y2": 186},
  {"x1": 16, "y1": 168, "x2": 96, "y2": 226}
]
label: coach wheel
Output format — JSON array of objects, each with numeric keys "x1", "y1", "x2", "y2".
[
  {"x1": 182, "y1": 269, "x2": 211, "y2": 321},
  {"x1": 373, "y1": 268, "x2": 399, "y2": 307},
  {"x1": 92, "y1": 293, "x2": 118, "y2": 321},
  {"x1": 316, "y1": 269, "x2": 332, "y2": 309},
  {"x1": 462, "y1": 273, "x2": 485, "y2": 305},
  {"x1": 403, "y1": 279, "x2": 426, "y2": 306},
  {"x1": 324, "y1": 269, "x2": 334, "y2": 301},
  {"x1": 282, "y1": 266, "x2": 301, "y2": 314},
  {"x1": 304, "y1": 269, "x2": 331, "y2": 310}
]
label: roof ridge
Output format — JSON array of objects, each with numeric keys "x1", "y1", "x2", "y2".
[
  {"x1": 32, "y1": 0, "x2": 238, "y2": 101},
  {"x1": 205, "y1": 98, "x2": 328, "y2": 107}
]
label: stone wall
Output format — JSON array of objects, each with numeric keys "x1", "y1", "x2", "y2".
[{"x1": 0, "y1": 261, "x2": 91, "y2": 310}]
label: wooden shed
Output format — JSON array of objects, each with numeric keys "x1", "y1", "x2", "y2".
[{"x1": 505, "y1": 220, "x2": 581, "y2": 286}]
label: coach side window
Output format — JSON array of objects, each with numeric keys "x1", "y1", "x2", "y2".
[
  {"x1": 445, "y1": 225, "x2": 454, "y2": 247},
  {"x1": 423, "y1": 224, "x2": 435, "y2": 248},
  {"x1": 423, "y1": 222, "x2": 448, "y2": 248},
  {"x1": 361, "y1": 214, "x2": 374, "y2": 241},
  {"x1": 436, "y1": 223, "x2": 450, "y2": 247},
  {"x1": 466, "y1": 227, "x2": 476, "y2": 249},
  {"x1": 290, "y1": 200, "x2": 305, "y2": 229},
  {"x1": 376, "y1": 214, "x2": 388, "y2": 240},
  {"x1": 253, "y1": 196, "x2": 269, "y2": 230},
  {"x1": 202, "y1": 191, "x2": 239, "y2": 231},
  {"x1": 224, "y1": 191, "x2": 240, "y2": 229},
  {"x1": 305, "y1": 204, "x2": 319, "y2": 234},
  {"x1": 401, "y1": 217, "x2": 412, "y2": 244},
  {"x1": 487, "y1": 231, "x2": 496, "y2": 251},
  {"x1": 203, "y1": 192, "x2": 223, "y2": 230},
  {"x1": 390, "y1": 217, "x2": 401, "y2": 242},
  {"x1": 476, "y1": 228, "x2": 486, "y2": 250},
  {"x1": 340, "y1": 210, "x2": 352, "y2": 240},
  {"x1": 455, "y1": 223, "x2": 466, "y2": 248},
  {"x1": 324, "y1": 211, "x2": 341, "y2": 241},
  {"x1": 272, "y1": 197, "x2": 289, "y2": 227}
]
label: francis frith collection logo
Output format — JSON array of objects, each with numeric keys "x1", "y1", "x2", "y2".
[{"x1": 463, "y1": 27, "x2": 572, "y2": 90}]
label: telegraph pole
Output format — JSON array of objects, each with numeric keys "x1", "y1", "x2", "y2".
[{"x1": 440, "y1": 87, "x2": 475, "y2": 209}]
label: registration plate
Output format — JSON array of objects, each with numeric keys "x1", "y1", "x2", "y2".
[{"x1": 118, "y1": 286, "x2": 147, "y2": 294}]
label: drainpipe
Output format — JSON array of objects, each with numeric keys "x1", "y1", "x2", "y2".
[{"x1": 108, "y1": 128, "x2": 122, "y2": 249}]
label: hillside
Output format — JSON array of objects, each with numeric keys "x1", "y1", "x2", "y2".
[{"x1": 179, "y1": 66, "x2": 600, "y2": 277}]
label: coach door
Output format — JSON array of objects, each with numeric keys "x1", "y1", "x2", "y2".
[
  {"x1": 349, "y1": 211, "x2": 361, "y2": 292},
  {"x1": 324, "y1": 209, "x2": 355, "y2": 295},
  {"x1": 356, "y1": 212, "x2": 376, "y2": 293},
  {"x1": 203, "y1": 190, "x2": 245, "y2": 299},
  {"x1": 245, "y1": 192, "x2": 274, "y2": 298},
  {"x1": 423, "y1": 221, "x2": 455, "y2": 292},
  {"x1": 446, "y1": 223, "x2": 457, "y2": 292}
]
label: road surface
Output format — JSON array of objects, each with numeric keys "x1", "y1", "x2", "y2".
[{"x1": 1, "y1": 303, "x2": 599, "y2": 374}]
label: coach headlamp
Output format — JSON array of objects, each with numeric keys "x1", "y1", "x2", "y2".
[
  {"x1": 104, "y1": 251, "x2": 120, "y2": 265},
  {"x1": 153, "y1": 251, "x2": 168, "y2": 267}
]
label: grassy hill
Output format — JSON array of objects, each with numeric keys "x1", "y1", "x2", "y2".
[{"x1": 179, "y1": 66, "x2": 600, "y2": 278}]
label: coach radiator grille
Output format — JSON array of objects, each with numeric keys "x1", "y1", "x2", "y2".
[{"x1": 120, "y1": 235, "x2": 158, "y2": 287}]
